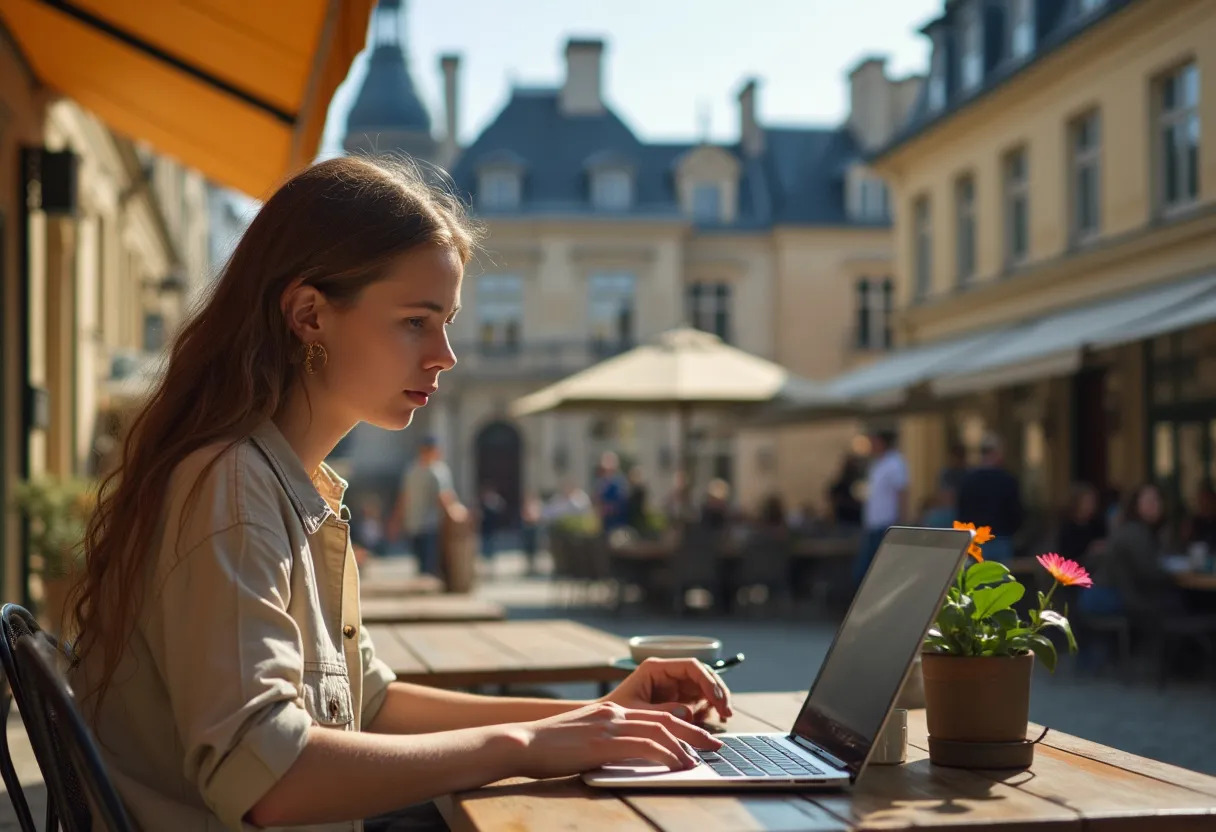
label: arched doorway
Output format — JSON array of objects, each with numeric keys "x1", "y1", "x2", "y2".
[{"x1": 475, "y1": 421, "x2": 523, "y2": 526}]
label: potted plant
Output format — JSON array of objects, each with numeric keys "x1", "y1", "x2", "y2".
[
  {"x1": 920, "y1": 521, "x2": 1092, "y2": 768},
  {"x1": 12, "y1": 476, "x2": 96, "y2": 633}
]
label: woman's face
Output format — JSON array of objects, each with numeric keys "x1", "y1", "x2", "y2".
[
  {"x1": 1137, "y1": 487, "x2": 1163, "y2": 525},
  {"x1": 321, "y1": 244, "x2": 462, "y2": 431},
  {"x1": 1077, "y1": 490, "x2": 1098, "y2": 520}
]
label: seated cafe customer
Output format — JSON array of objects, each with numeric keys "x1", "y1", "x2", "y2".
[
  {"x1": 67, "y1": 158, "x2": 730, "y2": 832},
  {"x1": 1082, "y1": 483, "x2": 1175, "y2": 617},
  {"x1": 1056, "y1": 482, "x2": 1107, "y2": 564},
  {"x1": 956, "y1": 433, "x2": 1023, "y2": 563}
]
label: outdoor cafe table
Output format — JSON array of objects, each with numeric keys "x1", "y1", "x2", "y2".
[
  {"x1": 364, "y1": 619, "x2": 632, "y2": 693},
  {"x1": 359, "y1": 594, "x2": 506, "y2": 624},
  {"x1": 438, "y1": 691, "x2": 1216, "y2": 831}
]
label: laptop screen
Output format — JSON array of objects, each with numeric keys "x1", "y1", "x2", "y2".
[{"x1": 791, "y1": 527, "x2": 969, "y2": 777}]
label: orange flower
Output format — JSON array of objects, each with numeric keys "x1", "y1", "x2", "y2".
[
  {"x1": 1036, "y1": 553, "x2": 1093, "y2": 588},
  {"x1": 953, "y1": 521, "x2": 993, "y2": 561}
]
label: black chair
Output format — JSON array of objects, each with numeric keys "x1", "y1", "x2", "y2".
[
  {"x1": 0, "y1": 603, "x2": 59, "y2": 832},
  {"x1": 14, "y1": 635, "x2": 134, "y2": 831}
]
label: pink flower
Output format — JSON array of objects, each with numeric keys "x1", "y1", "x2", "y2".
[{"x1": 1036, "y1": 553, "x2": 1093, "y2": 588}]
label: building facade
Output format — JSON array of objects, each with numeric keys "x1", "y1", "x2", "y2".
[
  {"x1": 336, "y1": 0, "x2": 921, "y2": 522},
  {"x1": 858, "y1": 0, "x2": 1215, "y2": 529}
]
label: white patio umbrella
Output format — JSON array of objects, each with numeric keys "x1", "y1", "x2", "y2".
[{"x1": 509, "y1": 327, "x2": 834, "y2": 500}]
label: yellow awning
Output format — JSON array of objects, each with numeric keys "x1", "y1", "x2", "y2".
[{"x1": 0, "y1": 0, "x2": 375, "y2": 197}]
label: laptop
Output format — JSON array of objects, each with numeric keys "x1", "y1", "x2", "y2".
[{"x1": 583, "y1": 526, "x2": 972, "y2": 790}]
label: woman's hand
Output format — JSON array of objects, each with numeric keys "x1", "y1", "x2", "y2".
[
  {"x1": 602, "y1": 657, "x2": 733, "y2": 724},
  {"x1": 513, "y1": 702, "x2": 722, "y2": 780}
]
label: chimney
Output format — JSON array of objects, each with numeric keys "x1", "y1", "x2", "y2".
[
  {"x1": 848, "y1": 56, "x2": 893, "y2": 152},
  {"x1": 738, "y1": 78, "x2": 764, "y2": 157},
  {"x1": 560, "y1": 39, "x2": 605, "y2": 116},
  {"x1": 440, "y1": 54, "x2": 460, "y2": 164}
]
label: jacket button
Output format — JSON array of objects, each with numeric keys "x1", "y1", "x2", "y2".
[
  {"x1": 328, "y1": 697, "x2": 340, "y2": 719},
  {"x1": 343, "y1": 624, "x2": 357, "y2": 639}
]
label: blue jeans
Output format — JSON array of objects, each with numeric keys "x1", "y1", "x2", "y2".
[
  {"x1": 853, "y1": 527, "x2": 888, "y2": 587},
  {"x1": 982, "y1": 536, "x2": 1015, "y2": 564},
  {"x1": 412, "y1": 530, "x2": 440, "y2": 577}
]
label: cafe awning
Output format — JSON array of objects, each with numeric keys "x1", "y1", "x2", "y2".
[
  {"x1": 0, "y1": 0, "x2": 375, "y2": 197},
  {"x1": 930, "y1": 272, "x2": 1216, "y2": 396}
]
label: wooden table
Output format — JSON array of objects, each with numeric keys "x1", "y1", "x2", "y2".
[
  {"x1": 439, "y1": 691, "x2": 1216, "y2": 831},
  {"x1": 1176, "y1": 571, "x2": 1216, "y2": 591},
  {"x1": 365, "y1": 619, "x2": 632, "y2": 691},
  {"x1": 359, "y1": 574, "x2": 444, "y2": 598},
  {"x1": 359, "y1": 595, "x2": 505, "y2": 624}
]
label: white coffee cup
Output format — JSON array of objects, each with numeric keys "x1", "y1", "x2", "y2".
[
  {"x1": 870, "y1": 708, "x2": 908, "y2": 765},
  {"x1": 628, "y1": 635, "x2": 722, "y2": 663}
]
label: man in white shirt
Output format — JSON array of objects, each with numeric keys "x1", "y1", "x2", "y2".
[{"x1": 854, "y1": 429, "x2": 909, "y2": 586}]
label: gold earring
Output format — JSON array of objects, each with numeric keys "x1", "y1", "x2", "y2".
[{"x1": 304, "y1": 342, "x2": 328, "y2": 375}]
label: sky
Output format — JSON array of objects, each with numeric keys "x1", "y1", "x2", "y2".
[{"x1": 321, "y1": 0, "x2": 943, "y2": 153}]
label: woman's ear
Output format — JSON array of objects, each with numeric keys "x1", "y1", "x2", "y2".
[{"x1": 281, "y1": 279, "x2": 325, "y2": 343}]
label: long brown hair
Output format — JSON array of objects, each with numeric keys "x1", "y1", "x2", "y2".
[{"x1": 70, "y1": 156, "x2": 480, "y2": 698}]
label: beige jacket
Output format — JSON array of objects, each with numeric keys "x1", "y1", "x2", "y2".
[{"x1": 71, "y1": 420, "x2": 398, "y2": 831}]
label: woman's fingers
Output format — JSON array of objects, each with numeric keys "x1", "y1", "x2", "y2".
[
  {"x1": 610, "y1": 721, "x2": 700, "y2": 768},
  {"x1": 622, "y1": 708, "x2": 721, "y2": 749},
  {"x1": 602, "y1": 737, "x2": 691, "y2": 771}
]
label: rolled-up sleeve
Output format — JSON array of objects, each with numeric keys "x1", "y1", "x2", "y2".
[
  {"x1": 358, "y1": 624, "x2": 398, "y2": 729},
  {"x1": 155, "y1": 521, "x2": 313, "y2": 830}
]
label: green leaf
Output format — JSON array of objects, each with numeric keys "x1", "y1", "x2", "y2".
[
  {"x1": 964, "y1": 561, "x2": 1012, "y2": 591},
  {"x1": 991, "y1": 609, "x2": 1020, "y2": 631},
  {"x1": 971, "y1": 582, "x2": 1026, "y2": 620},
  {"x1": 1039, "y1": 610, "x2": 1079, "y2": 653},
  {"x1": 1027, "y1": 632, "x2": 1058, "y2": 672},
  {"x1": 1037, "y1": 591, "x2": 1048, "y2": 609}
]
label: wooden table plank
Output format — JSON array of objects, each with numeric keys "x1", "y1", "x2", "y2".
[
  {"x1": 384, "y1": 620, "x2": 634, "y2": 688},
  {"x1": 359, "y1": 574, "x2": 444, "y2": 598},
  {"x1": 439, "y1": 776, "x2": 657, "y2": 832},
  {"x1": 359, "y1": 595, "x2": 505, "y2": 624},
  {"x1": 362, "y1": 623, "x2": 428, "y2": 676},
  {"x1": 1027, "y1": 721, "x2": 1216, "y2": 799},
  {"x1": 1176, "y1": 571, "x2": 1216, "y2": 591}
]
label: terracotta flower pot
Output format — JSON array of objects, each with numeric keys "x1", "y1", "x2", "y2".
[{"x1": 921, "y1": 651, "x2": 1034, "y2": 743}]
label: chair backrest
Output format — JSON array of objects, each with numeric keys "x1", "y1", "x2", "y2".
[
  {"x1": 14, "y1": 636, "x2": 134, "y2": 832},
  {"x1": 1, "y1": 603, "x2": 59, "y2": 832},
  {"x1": 0, "y1": 608, "x2": 38, "y2": 832}
]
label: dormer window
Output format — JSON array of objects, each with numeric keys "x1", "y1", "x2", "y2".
[
  {"x1": 479, "y1": 168, "x2": 521, "y2": 211},
  {"x1": 675, "y1": 145, "x2": 739, "y2": 224},
  {"x1": 692, "y1": 183, "x2": 723, "y2": 223},
  {"x1": 591, "y1": 168, "x2": 632, "y2": 211},
  {"x1": 961, "y1": 5, "x2": 983, "y2": 91},
  {"x1": 850, "y1": 168, "x2": 890, "y2": 222},
  {"x1": 927, "y1": 34, "x2": 947, "y2": 111},
  {"x1": 1010, "y1": 0, "x2": 1035, "y2": 58}
]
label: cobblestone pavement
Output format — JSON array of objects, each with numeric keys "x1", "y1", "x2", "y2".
[{"x1": 1, "y1": 551, "x2": 1211, "y2": 827}]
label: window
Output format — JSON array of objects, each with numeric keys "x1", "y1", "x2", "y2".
[
  {"x1": 961, "y1": 6, "x2": 983, "y2": 91},
  {"x1": 691, "y1": 182, "x2": 723, "y2": 223},
  {"x1": 1070, "y1": 110, "x2": 1101, "y2": 240},
  {"x1": 853, "y1": 175, "x2": 889, "y2": 221},
  {"x1": 955, "y1": 175, "x2": 976, "y2": 284},
  {"x1": 142, "y1": 312, "x2": 165, "y2": 352},
  {"x1": 928, "y1": 50, "x2": 946, "y2": 111},
  {"x1": 477, "y1": 275, "x2": 523, "y2": 354},
  {"x1": 479, "y1": 169, "x2": 521, "y2": 211},
  {"x1": 855, "y1": 277, "x2": 894, "y2": 350},
  {"x1": 687, "y1": 282, "x2": 731, "y2": 342},
  {"x1": 1010, "y1": 0, "x2": 1035, "y2": 58},
  {"x1": 1004, "y1": 147, "x2": 1029, "y2": 265},
  {"x1": 914, "y1": 196, "x2": 933, "y2": 299},
  {"x1": 591, "y1": 169, "x2": 632, "y2": 211},
  {"x1": 1157, "y1": 61, "x2": 1200, "y2": 212},
  {"x1": 588, "y1": 272, "x2": 635, "y2": 356}
]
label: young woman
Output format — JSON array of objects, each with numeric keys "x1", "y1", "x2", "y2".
[{"x1": 68, "y1": 157, "x2": 730, "y2": 831}]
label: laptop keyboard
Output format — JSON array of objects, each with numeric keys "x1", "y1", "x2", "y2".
[{"x1": 698, "y1": 736, "x2": 826, "y2": 778}]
